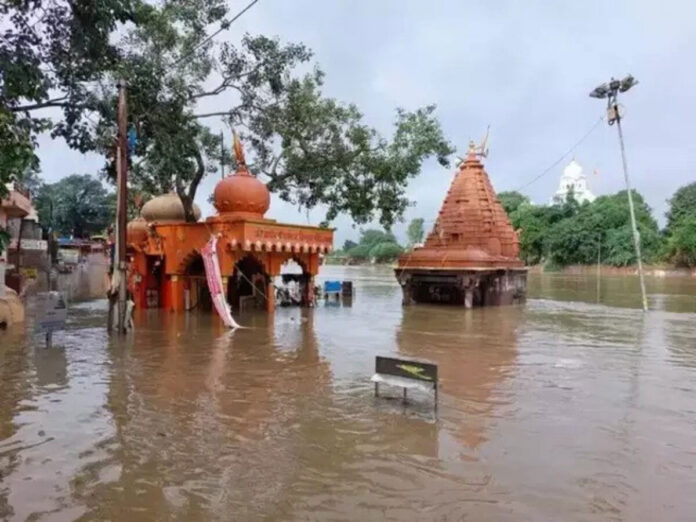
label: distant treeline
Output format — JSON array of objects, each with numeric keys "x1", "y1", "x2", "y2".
[
  {"x1": 498, "y1": 181, "x2": 696, "y2": 268},
  {"x1": 327, "y1": 218, "x2": 426, "y2": 264},
  {"x1": 330, "y1": 183, "x2": 696, "y2": 269}
]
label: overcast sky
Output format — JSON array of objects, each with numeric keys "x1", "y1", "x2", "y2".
[{"x1": 37, "y1": 0, "x2": 696, "y2": 246}]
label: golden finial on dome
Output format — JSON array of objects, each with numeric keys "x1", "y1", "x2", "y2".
[{"x1": 232, "y1": 130, "x2": 246, "y2": 169}]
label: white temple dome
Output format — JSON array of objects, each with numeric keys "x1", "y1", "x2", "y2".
[{"x1": 552, "y1": 159, "x2": 596, "y2": 204}]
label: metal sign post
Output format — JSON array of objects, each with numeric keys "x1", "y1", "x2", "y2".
[
  {"x1": 371, "y1": 356, "x2": 439, "y2": 409},
  {"x1": 36, "y1": 291, "x2": 67, "y2": 348}
]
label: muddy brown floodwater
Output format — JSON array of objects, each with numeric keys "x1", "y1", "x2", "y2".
[{"x1": 1, "y1": 267, "x2": 696, "y2": 521}]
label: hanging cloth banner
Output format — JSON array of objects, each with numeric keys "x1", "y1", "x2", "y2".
[{"x1": 201, "y1": 236, "x2": 242, "y2": 329}]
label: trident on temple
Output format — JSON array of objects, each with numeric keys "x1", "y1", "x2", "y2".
[
  {"x1": 458, "y1": 126, "x2": 490, "y2": 166},
  {"x1": 232, "y1": 130, "x2": 247, "y2": 170}
]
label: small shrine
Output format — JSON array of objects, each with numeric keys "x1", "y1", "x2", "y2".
[
  {"x1": 126, "y1": 135, "x2": 334, "y2": 314},
  {"x1": 395, "y1": 140, "x2": 526, "y2": 307}
]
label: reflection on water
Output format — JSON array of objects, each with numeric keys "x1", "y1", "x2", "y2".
[{"x1": 0, "y1": 268, "x2": 695, "y2": 520}]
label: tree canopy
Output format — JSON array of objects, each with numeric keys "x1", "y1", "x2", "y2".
[
  {"x1": 663, "y1": 182, "x2": 696, "y2": 266},
  {"x1": 2, "y1": 0, "x2": 454, "y2": 228},
  {"x1": 34, "y1": 174, "x2": 115, "y2": 238},
  {"x1": 665, "y1": 182, "x2": 696, "y2": 235},
  {"x1": 337, "y1": 229, "x2": 403, "y2": 263},
  {"x1": 497, "y1": 191, "x2": 530, "y2": 215},
  {"x1": 504, "y1": 189, "x2": 663, "y2": 267},
  {"x1": 406, "y1": 218, "x2": 425, "y2": 246}
]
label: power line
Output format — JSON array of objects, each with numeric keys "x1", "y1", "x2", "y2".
[
  {"x1": 172, "y1": 0, "x2": 260, "y2": 67},
  {"x1": 514, "y1": 116, "x2": 604, "y2": 192}
]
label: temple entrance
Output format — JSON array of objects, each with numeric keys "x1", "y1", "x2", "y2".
[
  {"x1": 276, "y1": 259, "x2": 312, "y2": 307},
  {"x1": 145, "y1": 256, "x2": 163, "y2": 308},
  {"x1": 411, "y1": 275, "x2": 464, "y2": 305},
  {"x1": 184, "y1": 255, "x2": 212, "y2": 312},
  {"x1": 229, "y1": 255, "x2": 267, "y2": 311},
  {"x1": 403, "y1": 270, "x2": 526, "y2": 307}
]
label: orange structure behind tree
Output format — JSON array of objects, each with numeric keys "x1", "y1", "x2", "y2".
[
  {"x1": 395, "y1": 140, "x2": 527, "y2": 307},
  {"x1": 126, "y1": 134, "x2": 334, "y2": 315}
]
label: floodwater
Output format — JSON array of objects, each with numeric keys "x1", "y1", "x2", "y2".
[{"x1": 1, "y1": 267, "x2": 696, "y2": 521}]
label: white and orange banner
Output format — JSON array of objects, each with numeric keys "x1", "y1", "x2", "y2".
[{"x1": 201, "y1": 236, "x2": 241, "y2": 329}]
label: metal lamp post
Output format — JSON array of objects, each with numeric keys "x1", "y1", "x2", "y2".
[{"x1": 590, "y1": 75, "x2": 648, "y2": 311}]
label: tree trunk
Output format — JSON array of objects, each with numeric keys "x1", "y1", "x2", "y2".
[{"x1": 177, "y1": 148, "x2": 207, "y2": 223}]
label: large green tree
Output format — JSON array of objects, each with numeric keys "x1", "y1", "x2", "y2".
[
  {"x1": 346, "y1": 228, "x2": 403, "y2": 262},
  {"x1": 34, "y1": 174, "x2": 115, "y2": 238},
  {"x1": 497, "y1": 191, "x2": 530, "y2": 215},
  {"x1": 1, "y1": 0, "x2": 147, "y2": 191},
  {"x1": 663, "y1": 182, "x2": 696, "y2": 266},
  {"x1": 663, "y1": 215, "x2": 696, "y2": 267},
  {"x1": 507, "y1": 200, "x2": 576, "y2": 265},
  {"x1": 545, "y1": 191, "x2": 661, "y2": 267},
  {"x1": 4, "y1": 1, "x2": 453, "y2": 227},
  {"x1": 406, "y1": 218, "x2": 425, "y2": 246},
  {"x1": 665, "y1": 182, "x2": 696, "y2": 235}
]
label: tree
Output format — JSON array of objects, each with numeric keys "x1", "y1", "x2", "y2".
[
  {"x1": 368, "y1": 241, "x2": 404, "y2": 262},
  {"x1": 3, "y1": 2, "x2": 453, "y2": 227},
  {"x1": 666, "y1": 182, "x2": 696, "y2": 235},
  {"x1": 545, "y1": 190, "x2": 662, "y2": 267},
  {"x1": 497, "y1": 191, "x2": 530, "y2": 215},
  {"x1": 663, "y1": 215, "x2": 696, "y2": 267},
  {"x1": 357, "y1": 229, "x2": 397, "y2": 249},
  {"x1": 509, "y1": 203, "x2": 571, "y2": 265},
  {"x1": 34, "y1": 175, "x2": 115, "y2": 238},
  {"x1": 1, "y1": 0, "x2": 146, "y2": 192},
  {"x1": 406, "y1": 218, "x2": 425, "y2": 246},
  {"x1": 344, "y1": 228, "x2": 403, "y2": 263},
  {"x1": 342, "y1": 239, "x2": 358, "y2": 251}
]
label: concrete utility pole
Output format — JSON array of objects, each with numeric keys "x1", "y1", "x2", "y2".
[
  {"x1": 590, "y1": 75, "x2": 648, "y2": 311},
  {"x1": 115, "y1": 82, "x2": 129, "y2": 331}
]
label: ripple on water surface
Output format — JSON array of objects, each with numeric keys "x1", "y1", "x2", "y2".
[{"x1": 0, "y1": 268, "x2": 695, "y2": 520}]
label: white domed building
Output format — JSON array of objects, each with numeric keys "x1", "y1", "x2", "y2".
[{"x1": 551, "y1": 160, "x2": 596, "y2": 205}]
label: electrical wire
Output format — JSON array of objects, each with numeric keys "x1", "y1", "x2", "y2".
[
  {"x1": 514, "y1": 115, "x2": 604, "y2": 192},
  {"x1": 172, "y1": 0, "x2": 260, "y2": 67}
]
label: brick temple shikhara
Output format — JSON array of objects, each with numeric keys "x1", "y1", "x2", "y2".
[
  {"x1": 126, "y1": 135, "x2": 333, "y2": 314},
  {"x1": 395, "y1": 140, "x2": 527, "y2": 307}
]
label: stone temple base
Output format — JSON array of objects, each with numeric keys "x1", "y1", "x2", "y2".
[{"x1": 395, "y1": 268, "x2": 527, "y2": 307}]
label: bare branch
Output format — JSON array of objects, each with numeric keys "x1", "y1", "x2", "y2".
[
  {"x1": 9, "y1": 97, "x2": 72, "y2": 112},
  {"x1": 193, "y1": 111, "x2": 233, "y2": 119}
]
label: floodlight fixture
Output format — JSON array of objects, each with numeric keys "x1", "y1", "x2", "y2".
[
  {"x1": 589, "y1": 83, "x2": 609, "y2": 99},
  {"x1": 619, "y1": 74, "x2": 638, "y2": 92}
]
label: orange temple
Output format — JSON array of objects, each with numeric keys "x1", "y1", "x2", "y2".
[
  {"x1": 126, "y1": 136, "x2": 333, "y2": 315},
  {"x1": 395, "y1": 145, "x2": 527, "y2": 307}
]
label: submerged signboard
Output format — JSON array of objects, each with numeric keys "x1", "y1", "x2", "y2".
[{"x1": 35, "y1": 291, "x2": 67, "y2": 333}]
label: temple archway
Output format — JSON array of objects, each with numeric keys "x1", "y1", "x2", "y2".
[
  {"x1": 276, "y1": 257, "x2": 313, "y2": 307},
  {"x1": 184, "y1": 254, "x2": 212, "y2": 312},
  {"x1": 229, "y1": 254, "x2": 268, "y2": 311}
]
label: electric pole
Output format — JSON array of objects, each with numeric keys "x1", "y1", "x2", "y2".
[
  {"x1": 590, "y1": 75, "x2": 648, "y2": 311},
  {"x1": 115, "y1": 82, "x2": 129, "y2": 331}
]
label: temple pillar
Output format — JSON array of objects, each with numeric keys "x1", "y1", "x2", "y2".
[
  {"x1": 400, "y1": 274, "x2": 415, "y2": 306},
  {"x1": 464, "y1": 287, "x2": 473, "y2": 308},
  {"x1": 266, "y1": 280, "x2": 275, "y2": 314},
  {"x1": 168, "y1": 274, "x2": 184, "y2": 312},
  {"x1": 303, "y1": 275, "x2": 315, "y2": 307}
]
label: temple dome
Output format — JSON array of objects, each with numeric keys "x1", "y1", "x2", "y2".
[
  {"x1": 141, "y1": 192, "x2": 201, "y2": 223},
  {"x1": 213, "y1": 133, "x2": 270, "y2": 219},
  {"x1": 213, "y1": 168, "x2": 270, "y2": 218},
  {"x1": 127, "y1": 216, "x2": 149, "y2": 244}
]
